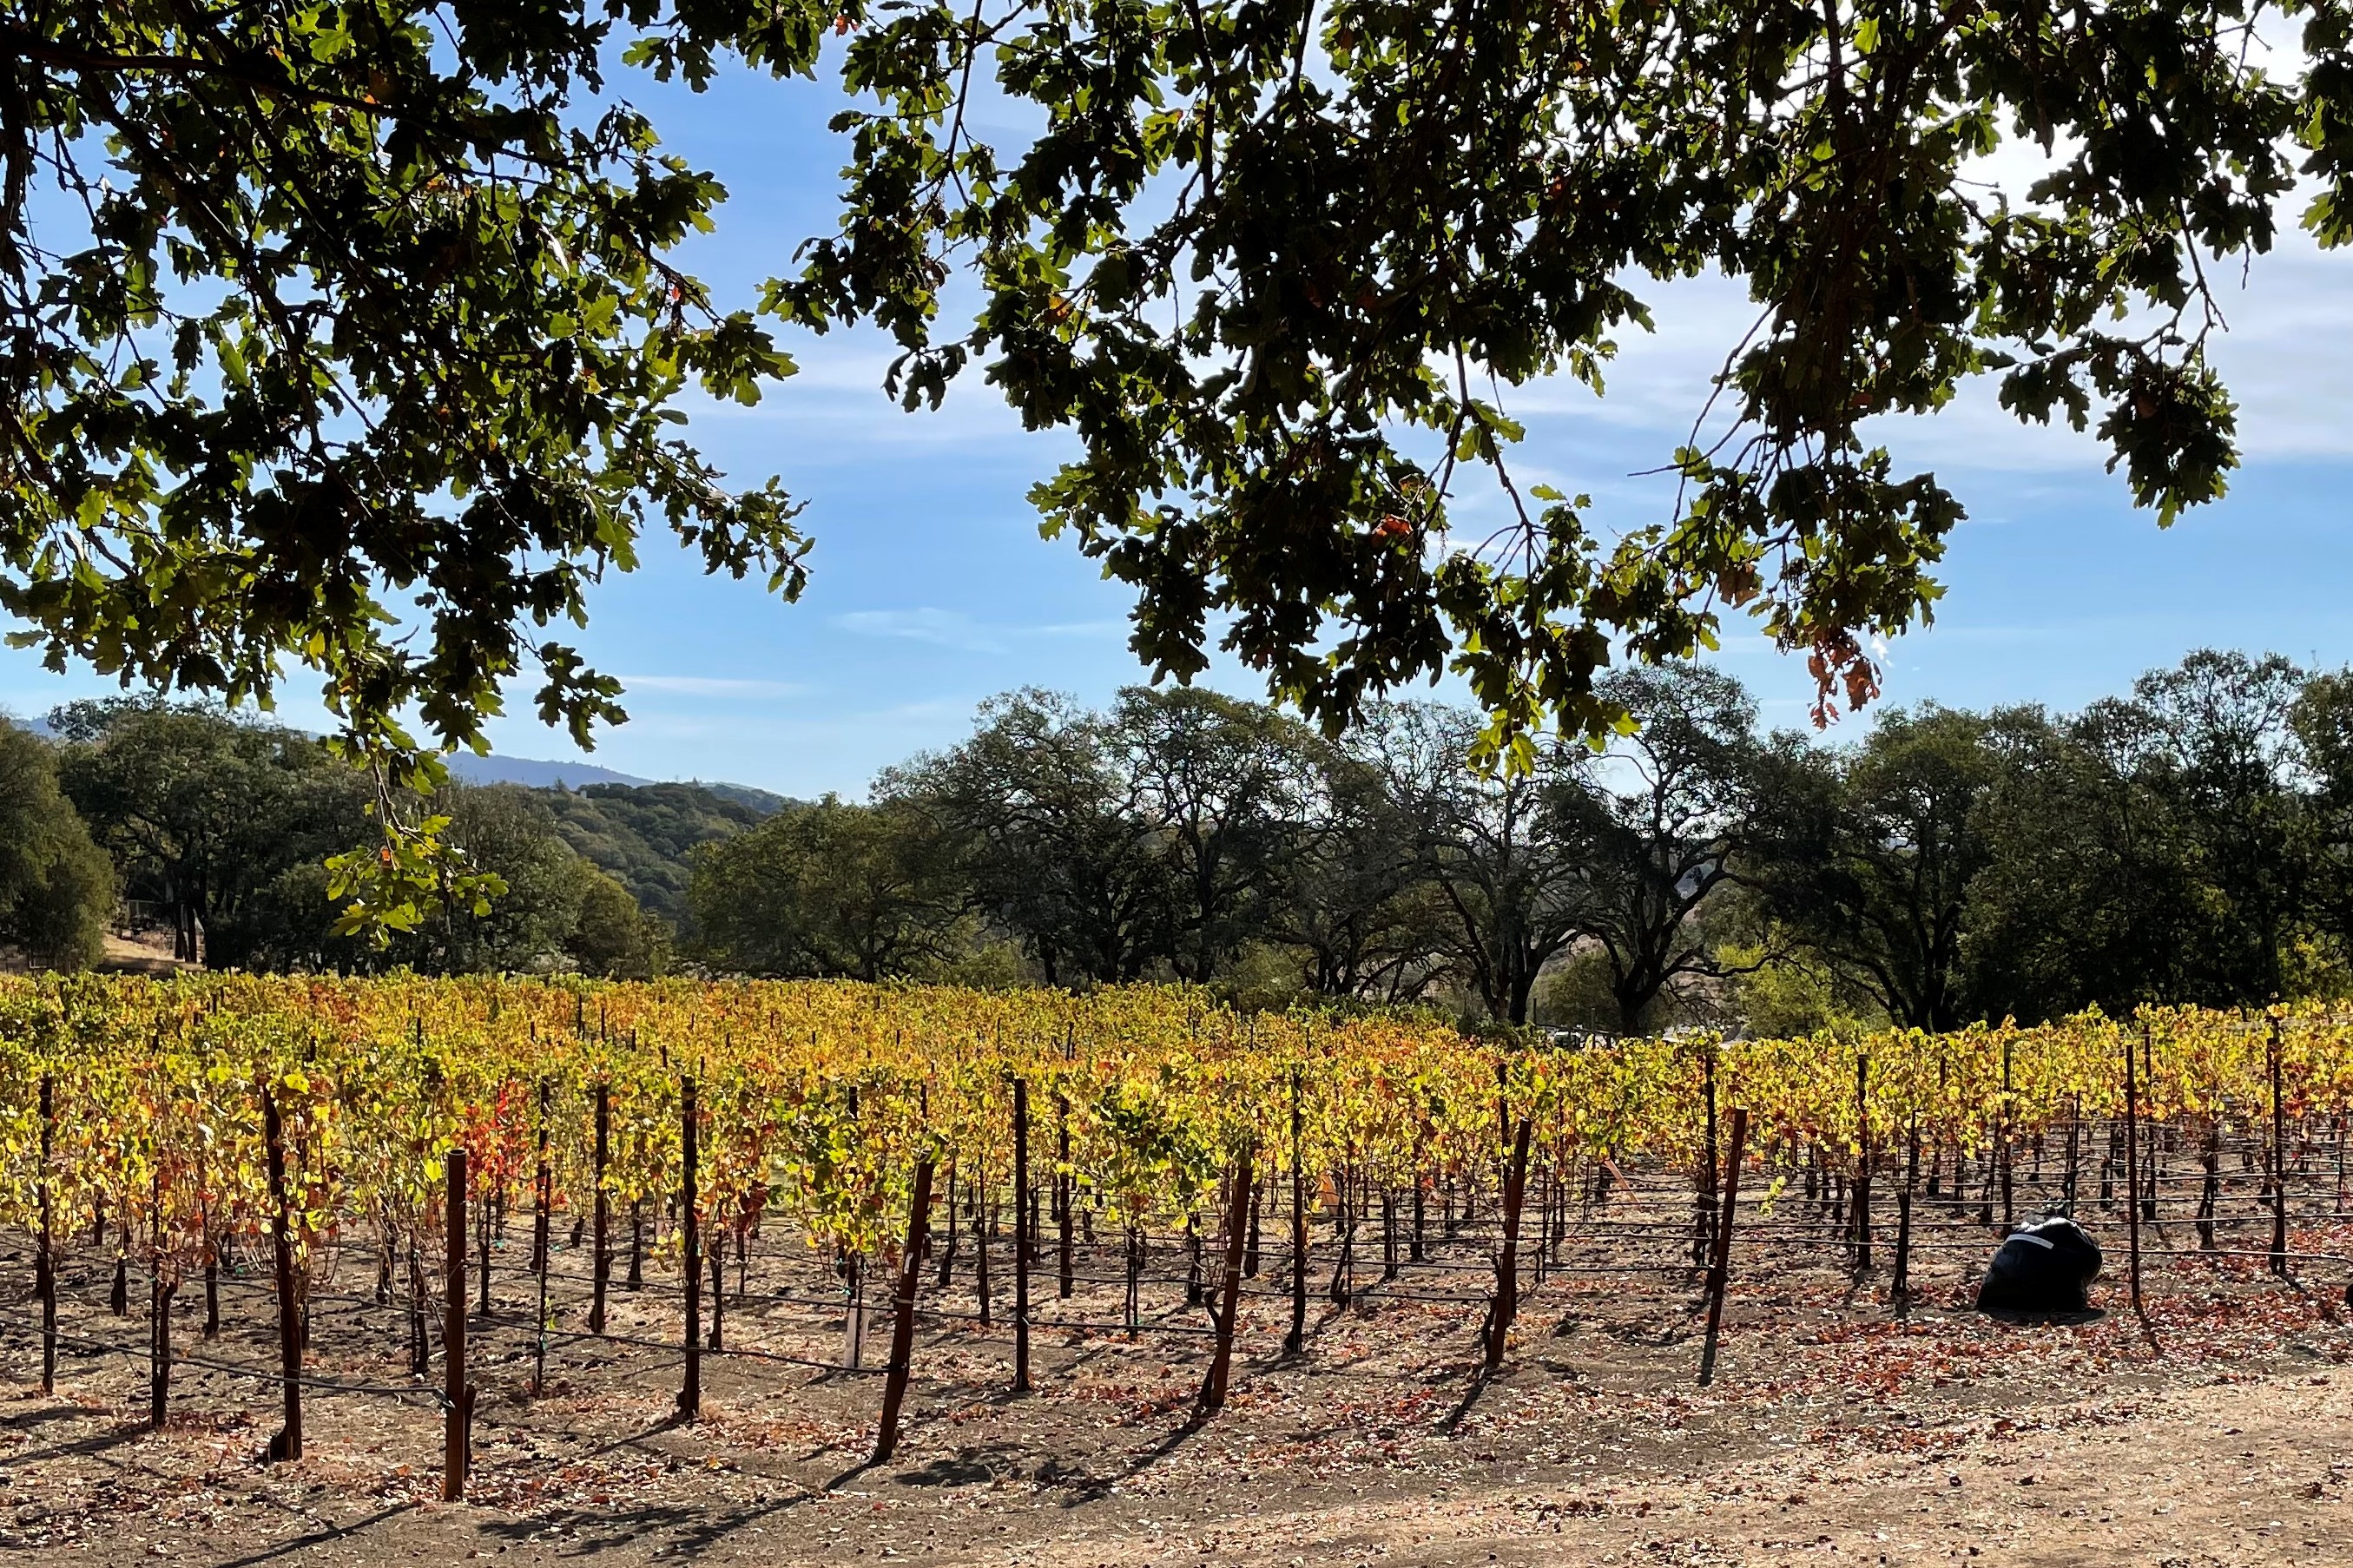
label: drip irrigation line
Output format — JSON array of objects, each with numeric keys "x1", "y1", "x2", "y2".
[
  {"x1": 936, "y1": 1308, "x2": 1222, "y2": 1339},
  {"x1": 467, "y1": 1308, "x2": 886, "y2": 1375},
  {"x1": 43, "y1": 1266, "x2": 399, "y2": 1325},
  {"x1": 0, "y1": 1310, "x2": 450, "y2": 1408},
  {"x1": 40, "y1": 1243, "x2": 405, "y2": 1312}
]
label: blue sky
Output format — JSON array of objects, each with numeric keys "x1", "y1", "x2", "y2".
[{"x1": 7, "y1": 57, "x2": 2353, "y2": 798}]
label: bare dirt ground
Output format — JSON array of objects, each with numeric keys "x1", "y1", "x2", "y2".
[
  {"x1": 2, "y1": 931, "x2": 196, "y2": 978},
  {"x1": 95, "y1": 930, "x2": 197, "y2": 977},
  {"x1": 1, "y1": 1201, "x2": 2348, "y2": 1568}
]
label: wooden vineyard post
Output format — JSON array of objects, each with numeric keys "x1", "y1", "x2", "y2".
[
  {"x1": 2122, "y1": 1027, "x2": 2158, "y2": 1350},
  {"x1": 148, "y1": 1169, "x2": 171, "y2": 1430},
  {"x1": 2063, "y1": 1097, "x2": 2081, "y2": 1209},
  {"x1": 936, "y1": 1168, "x2": 959, "y2": 1288},
  {"x1": 1012, "y1": 1076, "x2": 1031, "y2": 1394},
  {"x1": 1697, "y1": 1107, "x2": 1750, "y2": 1387},
  {"x1": 1026, "y1": 1184, "x2": 1041, "y2": 1276},
  {"x1": 532, "y1": 1080, "x2": 552, "y2": 1276},
  {"x1": 1408, "y1": 1163, "x2": 1424, "y2": 1265},
  {"x1": 1056, "y1": 1093, "x2": 1074, "y2": 1300},
  {"x1": 1483, "y1": 1117, "x2": 1532, "y2": 1373},
  {"x1": 406, "y1": 1240, "x2": 430, "y2": 1375},
  {"x1": 1284, "y1": 1065, "x2": 1308, "y2": 1357},
  {"x1": 1999, "y1": 1039, "x2": 2014, "y2": 1230},
  {"x1": 2198, "y1": 1114, "x2": 2222, "y2": 1251},
  {"x1": 974, "y1": 1170, "x2": 993, "y2": 1327},
  {"x1": 873, "y1": 1156, "x2": 936, "y2": 1465},
  {"x1": 1893, "y1": 1116, "x2": 1921, "y2": 1308},
  {"x1": 2269, "y1": 1017, "x2": 2290, "y2": 1277},
  {"x1": 1696, "y1": 1050, "x2": 1718, "y2": 1269},
  {"x1": 1197, "y1": 1147, "x2": 1257, "y2": 1417},
  {"x1": 1246, "y1": 1168, "x2": 1264, "y2": 1277},
  {"x1": 2141, "y1": 1024, "x2": 2160, "y2": 1222},
  {"x1": 1852, "y1": 1052, "x2": 1873, "y2": 1274},
  {"x1": 679, "y1": 1077, "x2": 702, "y2": 1420},
  {"x1": 590, "y1": 1080, "x2": 611, "y2": 1334},
  {"x1": 108, "y1": 1206, "x2": 129, "y2": 1317},
  {"x1": 475, "y1": 1143, "x2": 493, "y2": 1317},
  {"x1": 203, "y1": 1209, "x2": 220, "y2": 1341},
  {"x1": 1327, "y1": 1166, "x2": 1353, "y2": 1307},
  {"x1": 444, "y1": 1149, "x2": 471, "y2": 1502},
  {"x1": 261, "y1": 1082, "x2": 303, "y2": 1462},
  {"x1": 36, "y1": 1072, "x2": 54, "y2": 1395},
  {"x1": 1188, "y1": 1213, "x2": 1205, "y2": 1306},
  {"x1": 708, "y1": 1229, "x2": 727, "y2": 1353},
  {"x1": 533, "y1": 1080, "x2": 551, "y2": 1395}
]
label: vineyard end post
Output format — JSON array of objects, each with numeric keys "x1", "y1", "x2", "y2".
[
  {"x1": 1853, "y1": 1052, "x2": 1873, "y2": 1275},
  {"x1": 1697, "y1": 1050, "x2": 1718, "y2": 1271},
  {"x1": 1893, "y1": 1116, "x2": 1920, "y2": 1309},
  {"x1": 1011, "y1": 1075, "x2": 1031, "y2": 1394},
  {"x1": 1056, "y1": 1093, "x2": 1074, "y2": 1300},
  {"x1": 590, "y1": 1080, "x2": 610, "y2": 1334},
  {"x1": 1999, "y1": 1040, "x2": 2015, "y2": 1231},
  {"x1": 36, "y1": 1072, "x2": 55, "y2": 1395},
  {"x1": 679, "y1": 1076, "x2": 702, "y2": 1420},
  {"x1": 873, "y1": 1156, "x2": 936, "y2": 1465},
  {"x1": 2122, "y1": 1026, "x2": 2159, "y2": 1351},
  {"x1": 2269, "y1": 1018, "x2": 2290, "y2": 1278},
  {"x1": 1198, "y1": 1149, "x2": 1256, "y2": 1417},
  {"x1": 1697, "y1": 1107, "x2": 1750, "y2": 1387},
  {"x1": 203, "y1": 1215, "x2": 220, "y2": 1341},
  {"x1": 445, "y1": 1147, "x2": 471, "y2": 1501},
  {"x1": 532, "y1": 1079, "x2": 551, "y2": 1278},
  {"x1": 262, "y1": 1082, "x2": 303, "y2": 1462},
  {"x1": 148, "y1": 1168, "x2": 170, "y2": 1432},
  {"x1": 1285, "y1": 1065, "x2": 1307, "y2": 1357}
]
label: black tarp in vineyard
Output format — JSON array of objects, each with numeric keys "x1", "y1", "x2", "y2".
[{"x1": 1975, "y1": 1214, "x2": 2105, "y2": 1315}]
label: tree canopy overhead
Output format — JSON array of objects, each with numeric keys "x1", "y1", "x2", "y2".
[
  {"x1": 4, "y1": 0, "x2": 2350, "y2": 919},
  {"x1": 788, "y1": 0, "x2": 2353, "y2": 756},
  {"x1": 0, "y1": 1, "x2": 819, "y2": 789},
  {"x1": 0, "y1": 0, "x2": 849, "y2": 926}
]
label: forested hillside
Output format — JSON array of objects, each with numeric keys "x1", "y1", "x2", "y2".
[
  {"x1": 0, "y1": 702, "x2": 795, "y2": 978},
  {"x1": 541, "y1": 783, "x2": 787, "y2": 926}
]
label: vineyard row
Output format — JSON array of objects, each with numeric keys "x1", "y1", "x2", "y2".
[{"x1": 3, "y1": 973, "x2": 2352, "y2": 1492}]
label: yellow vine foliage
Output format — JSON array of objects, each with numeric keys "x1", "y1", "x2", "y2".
[{"x1": 0, "y1": 976, "x2": 2345, "y2": 1281}]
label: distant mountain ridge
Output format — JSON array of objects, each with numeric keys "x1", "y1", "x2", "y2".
[
  {"x1": 443, "y1": 756, "x2": 796, "y2": 818},
  {"x1": 403, "y1": 754, "x2": 803, "y2": 814},
  {"x1": 7, "y1": 704, "x2": 799, "y2": 932},
  {"x1": 11, "y1": 710, "x2": 789, "y2": 807},
  {"x1": 445, "y1": 753, "x2": 654, "y2": 790}
]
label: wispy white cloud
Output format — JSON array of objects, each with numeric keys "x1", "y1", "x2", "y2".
[
  {"x1": 833, "y1": 608, "x2": 1007, "y2": 652},
  {"x1": 617, "y1": 675, "x2": 807, "y2": 698},
  {"x1": 1476, "y1": 215, "x2": 2353, "y2": 486},
  {"x1": 681, "y1": 209, "x2": 2353, "y2": 497},
  {"x1": 831, "y1": 609, "x2": 1128, "y2": 652},
  {"x1": 1026, "y1": 618, "x2": 1128, "y2": 639}
]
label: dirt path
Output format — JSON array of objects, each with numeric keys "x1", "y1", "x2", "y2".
[{"x1": 1079, "y1": 1370, "x2": 2350, "y2": 1568}]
